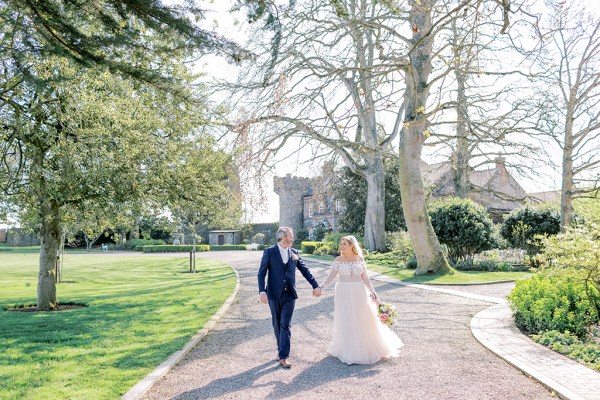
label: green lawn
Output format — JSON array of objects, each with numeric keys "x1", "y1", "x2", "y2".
[
  {"x1": 0, "y1": 253, "x2": 236, "y2": 400},
  {"x1": 0, "y1": 245, "x2": 42, "y2": 254},
  {"x1": 302, "y1": 255, "x2": 530, "y2": 284}
]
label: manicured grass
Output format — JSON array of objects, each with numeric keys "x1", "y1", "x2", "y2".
[
  {"x1": 0, "y1": 245, "x2": 42, "y2": 254},
  {"x1": 367, "y1": 264, "x2": 530, "y2": 284},
  {"x1": 0, "y1": 253, "x2": 236, "y2": 400}
]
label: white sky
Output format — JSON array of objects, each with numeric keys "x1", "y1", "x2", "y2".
[{"x1": 4, "y1": 1, "x2": 595, "y2": 229}]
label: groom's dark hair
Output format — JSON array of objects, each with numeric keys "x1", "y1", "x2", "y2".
[{"x1": 275, "y1": 227, "x2": 293, "y2": 242}]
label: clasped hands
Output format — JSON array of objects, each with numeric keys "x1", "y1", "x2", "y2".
[{"x1": 312, "y1": 287, "x2": 322, "y2": 297}]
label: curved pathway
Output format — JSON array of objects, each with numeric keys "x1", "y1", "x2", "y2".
[{"x1": 132, "y1": 251, "x2": 563, "y2": 400}]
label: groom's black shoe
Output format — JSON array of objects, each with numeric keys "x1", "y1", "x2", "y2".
[{"x1": 278, "y1": 359, "x2": 292, "y2": 369}]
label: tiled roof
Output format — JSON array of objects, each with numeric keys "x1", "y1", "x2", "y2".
[{"x1": 526, "y1": 190, "x2": 561, "y2": 204}]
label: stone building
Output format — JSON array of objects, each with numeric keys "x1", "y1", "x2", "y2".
[
  {"x1": 208, "y1": 230, "x2": 242, "y2": 246},
  {"x1": 423, "y1": 156, "x2": 527, "y2": 221},
  {"x1": 275, "y1": 157, "x2": 546, "y2": 233},
  {"x1": 273, "y1": 163, "x2": 342, "y2": 237}
]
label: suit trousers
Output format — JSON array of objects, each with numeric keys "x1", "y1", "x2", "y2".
[{"x1": 268, "y1": 290, "x2": 296, "y2": 360}]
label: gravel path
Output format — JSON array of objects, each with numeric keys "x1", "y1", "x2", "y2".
[{"x1": 141, "y1": 251, "x2": 554, "y2": 400}]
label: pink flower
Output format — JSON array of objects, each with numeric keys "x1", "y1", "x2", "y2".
[{"x1": 379, "y1": 313, "x2": 389, "y2": 321}]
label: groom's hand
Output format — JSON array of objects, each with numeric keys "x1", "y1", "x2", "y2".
[
  {"x1": 312, "y1": 287, "x2": 322, "y2": 297},
  {"x1": 259, "y1": 292, "x2": 268, "y2": 304}
]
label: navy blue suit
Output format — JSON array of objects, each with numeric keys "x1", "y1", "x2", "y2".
[{"x1": 258, "y1": 244, "x2": 319, "y2": 360}]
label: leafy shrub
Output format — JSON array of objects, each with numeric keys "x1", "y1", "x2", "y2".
[
  {"x1": 257, "y1": 244, "x2": 267, "y2": 250},
  {"x1": 142, "y1": 245, "x2": 210, "y2": 253},
  {"x1": 313, "y1": 220, "x2": 332, "y2": 241},
  {"x1": 210, "y1": 245, "x2": 246, "y2": 251},
  {"x1": 313, "y1": 245, "x2": 332, "y2": 256},
  {"x1": 251, "y1": 233, "x2": 266, "y2": 244},
  {"x1": 293, "y1": 229, "x2": 309, "y2": 247},
  {"x1": 475, "y1": 248, "x2": 526, "y2": 265},
  {"x1": 538, "y1": 226, "x2": 600, "y2": 311},
  {"x1": 301, "y1": 241, "x2": 324, "y2": 254},
  {"x1": 385, "y1": 231, "x2": 414, "y2": 262},
  {"x1": 453, "y1": 259, "x2": 514, "y2": 272},
  {"x1": 405, "y1": 257, "x2": 418, "y2": 269},
  {"x1": 500, "y1": 205, "x2": 560, "y2": 256},
  {"x1": 429, "y1": 197, "x2": 497, "y2": 263},
  {"x1": 532, "y1": 330, "x2": 600, "y2": 371},
  {"x1": 508, "y1": 270, "x2": 600, "y2": 338},
  {"x1": 113, "y1": 238, "x2": 165, "y2": 251},
  {"x1": 323, "y1": 232, "x2": 354, "y2": 247},
  {"x1": 365, "y1": 252, "x2": 404, "y2": 267}
]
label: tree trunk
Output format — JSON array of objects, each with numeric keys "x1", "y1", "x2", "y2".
[
  {"x1": 131, "y1": 215, "x2": 140, "y2": 239},
  {"x1": 363, "y1": 157, "x2": 386, "y2": 251},
  {"x1": 38, "y1": 199, "x2": 60, "y2": 310},
  {"x1": 399, "y1": 0, "x2": 450, "y2": 275},
  {"x1": 561, "y1": 111, "x2": 575, "y2": 230},
  {"x1": 453, "y1": 37, "x2": 470, "y2": 198},
  {"x1": 399, "y1": 124, "x2": 450, "y2": 274}
]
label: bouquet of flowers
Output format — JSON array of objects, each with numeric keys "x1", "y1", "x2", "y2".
[{"x1": 377, "y1": 302, "x2": 397, "y2": 327}]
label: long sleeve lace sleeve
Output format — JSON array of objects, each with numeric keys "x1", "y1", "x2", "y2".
[
  {"x1": 360, "y1": 262, "x2": 377, "y2": 297},
  {"x1": 319, "y1": 263, "x2": 338, "y2": 290}
]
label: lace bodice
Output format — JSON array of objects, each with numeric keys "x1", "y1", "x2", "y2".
[
  {"x1": 332, "y1": 260, "x2": 367, "y2": 282},
  {"x1": 320, "y1": 259, "x2": 376, "y2": 294}
]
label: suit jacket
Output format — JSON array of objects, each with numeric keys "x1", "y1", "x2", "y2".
[{"x1": 257, "y1": 244, "x2": 319, "y2": 300}]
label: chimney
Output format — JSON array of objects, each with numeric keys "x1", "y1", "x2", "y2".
[{"x1": 495, "y1": 156, "x2": 506, "y2": 169}]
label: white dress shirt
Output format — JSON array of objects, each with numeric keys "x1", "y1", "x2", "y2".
[{"x1": 277, "y1": 243, "x2": 290, "y2": 264}]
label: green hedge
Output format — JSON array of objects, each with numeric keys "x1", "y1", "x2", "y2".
[
  {"x1": 210, "y1": 245, "x2": 246, "y2": 251},
  {"x1": 142, "y1": 245, "x2": 210, "y2": 253},
  {"x1": 508, "y1": 270, "x2": 600, "y2": 338}
]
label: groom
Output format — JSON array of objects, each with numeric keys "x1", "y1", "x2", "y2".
[{"x1": 258, "y1": 226, "x2": 321, "y2": 369}]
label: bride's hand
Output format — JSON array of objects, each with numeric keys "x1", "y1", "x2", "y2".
[{"x1": 370, "y1": 292, "x2": 381, "y2": 306}]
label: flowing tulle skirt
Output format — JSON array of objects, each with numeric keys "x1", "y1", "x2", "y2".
[{"x1": 327, "y1": 282, "x2": 404, "y2": 365}]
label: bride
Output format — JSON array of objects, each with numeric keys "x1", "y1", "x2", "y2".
[{"x1": 318, "y1": 235, "x2": 403, "y2": 365}]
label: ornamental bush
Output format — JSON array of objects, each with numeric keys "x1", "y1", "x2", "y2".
[
  {"x1": 429, "y1": 197, "x2": 497, "y2": 263},
  {"x1": 210, "y1": 245, "x2": 246, "y2": 251},
  {"x1": 538, "y1": 226, "x2": 600, "y2": 310},
  {"x1": 301, "y1": 241, "x2": 324, "y2": 254},
  {"x1": 385, "y1": 231, "x2": 414, "y2": 262},
  {"x1": 364, "y1": 251, "x2": 404, "y2": 267},
  {"x1": 142, "y1": 244, "x2": 210, "y2": 253},
  {"x1": 251, "y1": 233, "x2": 266, "y2": 244},
  {"x1": 508, "y1": 270, "x2": 600, "y2": 338},
  {"x1": 313, "y1": 245, "x2": 332, "y2": 256},
  {"x1": 500, "y1": 205, "x2": 560, "y2": 256}
]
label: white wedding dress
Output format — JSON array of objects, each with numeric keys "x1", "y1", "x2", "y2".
[{"x1": 321, "y1": 259, "x2": 404, "y2": 365}]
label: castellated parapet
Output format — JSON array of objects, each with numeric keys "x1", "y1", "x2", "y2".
[{"x1": 273, "y1": 174, "x2": 314, "y2": 232}]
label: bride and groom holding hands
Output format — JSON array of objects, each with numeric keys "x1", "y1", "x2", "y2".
[{"x1": 257, "y1": 227, "x2": 403, "y2": 369}]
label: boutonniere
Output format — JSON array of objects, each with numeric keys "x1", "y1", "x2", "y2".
[{"x1": 290, "y1": 253, "x2": 299, "y2": 261}]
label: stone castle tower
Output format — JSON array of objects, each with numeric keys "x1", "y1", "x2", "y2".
[{"x1": 273, "y1": 174, "x2": 313, "y2": 232}]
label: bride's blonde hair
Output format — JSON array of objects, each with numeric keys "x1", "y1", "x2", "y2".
[{"x1": 342, "y1": 235, "x2": 364, "y2": 259}]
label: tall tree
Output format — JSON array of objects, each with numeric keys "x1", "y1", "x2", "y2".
[
  {"x1": 538, "y1": 1, "x2": 600, "y2": 229},
  {"x1": 167, "y1": 140, "x2": 243, "y2": 250},
  {"x1": 1, "y1": 0, "x2": 243, "y2": 92},
  {"x1": 435, "y1": 10, "x2": 546, "y2": 199},
  {"x1": 0, "y1": 56, "x2": 230, "y2": 310},
  {"x1": 334, "y1": 161, "x2": 406, "y2": 235},
  {"x1": 227, "y1": 0, "x2": 407, "y2": 251}
]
